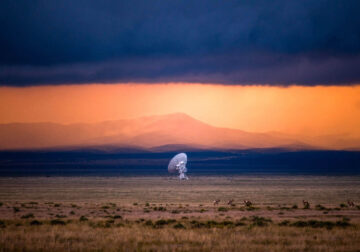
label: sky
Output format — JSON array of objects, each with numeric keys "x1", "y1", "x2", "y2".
[
  {"x1": 1, "y1": 0, "x2": 360, "y2": 86},
  {"x1": 1, "y1": 84, "x2": 360, "y2": 139},
  {"x1": 0, "y1": 1, "x2": 360, "y2": 147}
]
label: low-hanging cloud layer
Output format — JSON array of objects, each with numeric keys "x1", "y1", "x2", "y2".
[{"x1": 1, "y1": 0, "x2": 360, "y2": 86}]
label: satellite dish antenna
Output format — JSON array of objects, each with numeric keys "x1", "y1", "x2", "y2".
[{"x1": 168, "y1": 153, "x2": 189, "y2": 180}]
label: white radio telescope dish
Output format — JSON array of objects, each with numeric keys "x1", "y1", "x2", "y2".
[{"x1": 168, "y1": 153, "x2": 189, "y2": 180}]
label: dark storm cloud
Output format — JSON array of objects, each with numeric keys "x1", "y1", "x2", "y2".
[{"x1": 1, "y1": 0, "x2": 360, "y2": 86}]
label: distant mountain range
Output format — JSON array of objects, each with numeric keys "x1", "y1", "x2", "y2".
[{"x1": 0, "y1": 113, "x2": 359, "y2": 151}]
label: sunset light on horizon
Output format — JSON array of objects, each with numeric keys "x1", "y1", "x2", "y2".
[{"x1": 1, "y1": 83, "x2": 360, "y2": 139}]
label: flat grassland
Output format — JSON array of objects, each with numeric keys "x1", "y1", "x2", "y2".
[{"x1": 0, "y1": 176, "x2": 360, "y2": 251}]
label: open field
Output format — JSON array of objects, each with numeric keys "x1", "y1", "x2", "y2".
[{"x1": 1, "y1": 176, "x2": 360, "y2": 251}]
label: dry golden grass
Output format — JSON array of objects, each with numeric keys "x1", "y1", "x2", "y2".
[
  {"x1": 0, "y1": 176, "x2": 359, "y2": 251},
  {"x1": 0, "y1": 219, "x2": 360, "y2": 251}
]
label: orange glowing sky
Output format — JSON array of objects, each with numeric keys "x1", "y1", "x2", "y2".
[{"x1": 1, "y1": 83, "x2": 360, "y2": 138}]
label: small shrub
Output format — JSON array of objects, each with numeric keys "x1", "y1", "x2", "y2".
[
  {"x1": 30, "y1": 220, "x2": 42, "y2": 226},
  {"x1": 145, "y1": 202, "x2": 150, "y2": 207},
  {"x1": 79, "y1": 216, "x2": 88, "y2": 222},
  {"x1": 144, "y1": 220, "x2": 153, "y2": 226},
  {"x1": 291, "y1": 221, "x2": 308, "y2": 227},
  {"x1": 153, "y1": 206, "x2": 166, "y2": 211},
  {"x1": 292, "y1": 204, "x2": 298, "y2": 209},
  {"x1": 13, "y1": 207, "x2": 20, "y2": 213},
  {"x1": 21, "y1": 213, "x2": 34, "y2": 219},
  {"x1": 190, "y1": 220, "x2": 206, "y2": 228},
  {"x1": 171, "y1": 210, "x2": 180, "y2": 214},
  {"x1": 235, "y1": 221, "x2": 246, "y2": 226},
  {"x1": 0, "y1": 202, "x2": 3, "y2": 207},
  {"x1": 54, "y1": 203, "x2": 61, "y2": 207},
  {"x1": 250, "y1": 216, "x2": 272, "y2": 227},
  {"x1": 336, "y1": 220, "x2": 351, "y2": 227},
  {"x1": 133, "y1": 202, "x2": 138, "y2": 206},
  {"x1": 113, "y1": 215, "x2": 122, "y2": 219},
  {"x1": 173, "y1": 223, "x2": 185, "y2": 229},
  {"x1": 0, "y1": 220, "x2": 5, "y2": 228},
  {"x1": 279, "y1": 220, "x2": 290, "y2": 226},
  {"x1": 218, "y1": 207, "x2": 228, "y2": 212},
  {"x1": 50, "y1": 219, "x2": 66, "y2": 225},
  {"x1": 222, "y1": 221, "x2": 234, "y2": 227},
  {"x1": 71, "y1": 204, "x2": 78, "y2": 208},
  {"x1": 340, "y1": 203, "x2": 347, "y2": 208},
  {"x1": 155, "y1": 219, "x2": 168, "y2": 226},
  {"x1": 200, "y1": 209, "x2": 207, "y2": 213},
  {"x1": 101, "y1": 206, "x2": 110, "y2": 209},
  {"x1": 69, "y1": 211, "x2": 75, "y2": 215},
  {"x1": 315, "y1": 204, "x2": 326, "y2": 210}
]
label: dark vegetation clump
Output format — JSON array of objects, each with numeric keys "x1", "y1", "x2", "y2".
[
  {"x1": 278, "y1": 220, "x2": 291, "y2": 226},
  {"x1": 101, "y1": 206, "x2": 110, "y2": 209},
  {"x1": 50, "y1": 219, "x2": 66, "y2": 225},
  {"x1": 173, "y1": 223, "x2": 186, "y2": 229},
  {"x1": 171, "y1": 210, "x2": 180, "y2": 214},
  {"x1": 190, "y1": 220, "x2": 206, "y2": 228},
  {"x1": 340, "y1": 203, "x2": 347, "y2": 208},
  {"x1": 0, "y1": 202, "x2": 3, "y2": 207},
  {"x1": 218, "y1": 207, "x2": 228, "y2": 212},
  {"x1": 250, "y1": 216, "x2": 272, "y2": 227},
  {"x1": 189, "y1": 220, "x2": 237, "y2": 229},
  {"x1": 315, "y1": 204, "x2": 327, "y2": 211},
  {"x1": 290, "y1": 219, "x2": 351, "y2": 229},
  {"x1": 235, "y1": 221, "x2": 246, "y2": 226},
  {"x1": 292, "y1": 204, "x2": 298, "y2": 209},
  {"x1": 144, "y1": 220, "x2": 153, "y2": 226},
  {"x1": 154, "y1": 219, "x2": 168, "y2": 227},
  {"x1": 153, "y1": 206, "x2": 166, "y2": 211},
  {"x1": 21, "y1": 213, "x2": 34, "y2": 219},
  {"x1": 0, "y1": 220, "x2": 5, "y2": 228},
  {"x1": 54, "y1": 203, "x2": 61, "y2": 207},
  {"x1": 13, "y1": 207, "x2": 20, "y2": 213},
  {"x1": 79, "y1": 216, "x2": 88, "y2": 222},
  {"x1": 113, "y1": 215, "x2": 122, "y2": 219},
  {"x1": 69, "y1": 211, "x2": 75, "y2": 215},
  {"x1": 30, "y1": 220, "x2": 42, "y2": 226}
]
